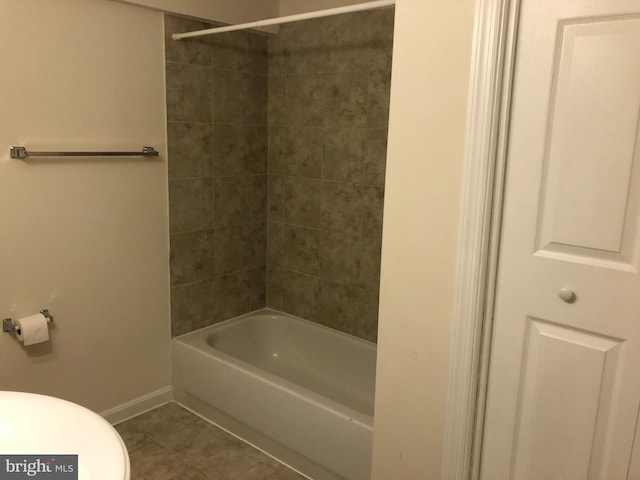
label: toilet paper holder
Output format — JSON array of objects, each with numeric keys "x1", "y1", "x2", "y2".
[{"x1": 2, "y1": 310, "x2": 54, "y2": 334}]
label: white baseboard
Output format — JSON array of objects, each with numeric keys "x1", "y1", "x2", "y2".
[{"x1": 100, "y1": 385, "x2": 173, "y2": 425}]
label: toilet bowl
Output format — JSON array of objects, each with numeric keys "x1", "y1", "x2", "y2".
[{"x1": 0, "y1": 391, "x2": 130, "y2": 480}]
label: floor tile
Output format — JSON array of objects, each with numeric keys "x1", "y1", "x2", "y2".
[
  {"x1": 194, "y1": 450, "x2": 276, "y2": 479},
  {"x1": 170, "y1": 466, "x2": 208, "y2": 480},
  {"x1": 173, "y1": 418, "x2": 243, "y2": 466},
  {"x1": 128, "y1": 440, "x2": 189, "y2": 480},
  {"x1": 116, "y1": 402, "x2": 307, "y2": 480},
  {"x1": 115, "y1": 422, "x2": 150, "y2": 454},
  {"x1": 266, "y1": 463, "x2": 309, "y2": 480}
]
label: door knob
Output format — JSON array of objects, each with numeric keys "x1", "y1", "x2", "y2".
[{"x1": 558, "y1": 288, "x2": 576, "y2": 303}]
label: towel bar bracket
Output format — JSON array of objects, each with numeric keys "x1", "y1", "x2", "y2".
[{"x1": 10, "y1": 147, "x2": 27, "y2": 159}]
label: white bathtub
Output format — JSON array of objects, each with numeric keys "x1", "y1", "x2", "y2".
[{"x1": 172, "y1": 308, "x2": 376, "y2": 480}]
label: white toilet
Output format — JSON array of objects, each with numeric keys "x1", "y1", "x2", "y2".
[{"x1": 0, "y1": 391, "x2": 130, "y2": 480}]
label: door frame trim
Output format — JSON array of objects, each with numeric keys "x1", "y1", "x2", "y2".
[{"x1": 441, "y1": 0, "x2": 521, "y2": 478}]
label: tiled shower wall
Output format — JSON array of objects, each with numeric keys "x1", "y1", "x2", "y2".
[
  {"x1": 165, "y1": 10, "x2": 393, "y2": 342},
  {"x1": 165, "y1": 16, "x2": 268, "y2": 336},
  {"x1": 266, "y1": 10, "x2": 393, "y2": 342}
]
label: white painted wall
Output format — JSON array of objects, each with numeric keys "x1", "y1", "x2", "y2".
[
  {"x1": 0, "y1": 0, "x2": 171, "y2": 413},
  {"x1": 114, "y1": 0, "x2": 278, "y2": 29},
  {"x1": 118, "y1": 0, "x2": 363, "y2": 20},
  {"x1": 279, "y1": 0, "x2": 366, "y2": 15},
  {"x1": 372, "y1": 0, "x2": 476, "y2": 477}
]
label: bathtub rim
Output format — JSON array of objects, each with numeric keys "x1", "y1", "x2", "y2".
[{"x1": 173, "y1": 307, "x2": 377, "y2": 348}]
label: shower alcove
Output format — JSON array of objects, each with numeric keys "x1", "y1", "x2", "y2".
[{"x1": 164, "y1": 4, "x2": 394, "y2": 479}]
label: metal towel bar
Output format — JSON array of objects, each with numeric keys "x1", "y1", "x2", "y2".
[{"x1": 10, "y1": 146, "x2": 159, "y2": 159}]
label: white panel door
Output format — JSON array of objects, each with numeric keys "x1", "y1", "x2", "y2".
[{"x1": 480, "y1": 0, "x2": 640, "y2": 479}]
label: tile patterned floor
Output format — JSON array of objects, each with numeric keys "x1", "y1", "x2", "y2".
[{"x1": 115, "y1": 402, "x2": 307, "y2": 480}]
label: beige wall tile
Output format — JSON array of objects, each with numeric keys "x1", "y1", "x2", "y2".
[
  {"x1": 166, "y1": 16, "x2": 268, "y2": 335},
  {"x1": 167, "y1": 122, "x2": 213, "y2": 178},
  {"x1": 266, "y1": 9, "x2": 393, "y2": 342}
]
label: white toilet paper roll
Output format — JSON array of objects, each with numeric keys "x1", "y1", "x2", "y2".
[{"x1": 15, "y1": 313, "x2": 50, "y2": 346}]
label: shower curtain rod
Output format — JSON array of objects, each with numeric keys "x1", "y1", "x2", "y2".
[{"x1": 171, "y1": 0, "x2": 395, "y2": 40}]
